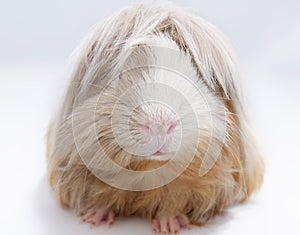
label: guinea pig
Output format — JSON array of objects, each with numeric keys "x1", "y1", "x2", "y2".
[{"x1": 46, "y1": 4, "x2": 264, "y2": 234}]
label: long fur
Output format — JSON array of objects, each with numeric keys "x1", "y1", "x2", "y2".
[{"x1": 46, "y1": 4, "x2": 264, "y2": 225}]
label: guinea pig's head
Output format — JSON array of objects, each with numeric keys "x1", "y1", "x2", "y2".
[
  {"x1": 68, "y1": 7, "x2": 241, "y2": 190},
  {"x1": 71, "y1": 35, "x2": 227, "y2": 170}
]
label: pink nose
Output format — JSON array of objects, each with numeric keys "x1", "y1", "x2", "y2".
[{"x1": 144, "y1": 121, "x2": 178, "y2": 136}]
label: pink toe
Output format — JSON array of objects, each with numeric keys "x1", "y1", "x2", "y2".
[
  {"x1": 152, "y1": 219, "x2": 160, "y2": 233},
  {"x1": 169, "y1": 216, "x2": 180, "y2": 233},
  {"x1": 159, "y1": 217, "x2": 169, "y2": 234},
  {"x1": 91, "y1": 211, "x2": 105, "y2": 227},
  {"x1": 81, "y1": 211, "x2": 96, "y2": 223},
  {"x1": 176, "y1": 215, "x2": 190, "y2": 229},
  {"x1": 107, "y1": 211, "x2": 115, "y2": 226}
]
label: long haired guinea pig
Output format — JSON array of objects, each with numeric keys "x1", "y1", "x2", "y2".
[{"x1": 46, "y1": 4, "x2": 264, "y2": 234}]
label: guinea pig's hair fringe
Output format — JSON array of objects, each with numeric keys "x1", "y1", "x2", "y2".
[{"x1": 68, "y1": 3, "x2": 243, "y2": 103}]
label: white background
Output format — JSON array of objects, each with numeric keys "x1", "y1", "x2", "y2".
[{"x1": 0, "y1": 0, "x2": 299, "y2": 234}]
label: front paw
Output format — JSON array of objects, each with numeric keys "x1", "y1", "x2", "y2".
[
  {"x1": 152, "y1": 214, "x2": 190, "y2": 234},
  {"x1": 80, "y1": 207, "x2": 115, "y2": 227}
]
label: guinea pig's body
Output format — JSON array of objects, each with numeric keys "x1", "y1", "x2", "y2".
[{"x1": 46, "y1": 5, "x2": 264, "y2": 233}]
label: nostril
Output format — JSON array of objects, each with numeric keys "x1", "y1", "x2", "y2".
[
  {"x1": 166, "y1": 122, "x2": 177, "y2": 135},
  {"x1": 141, "y1": 124, "x2": 151, "y2": 133}
]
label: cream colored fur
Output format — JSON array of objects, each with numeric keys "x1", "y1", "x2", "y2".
[{"x1": 46, "y1": 4, "x2": 264, "y2": 226}]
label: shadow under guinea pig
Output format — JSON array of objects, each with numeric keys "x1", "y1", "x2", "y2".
[{"x1": 33, "y1": 176, "x2": 232, "y2": 235}]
